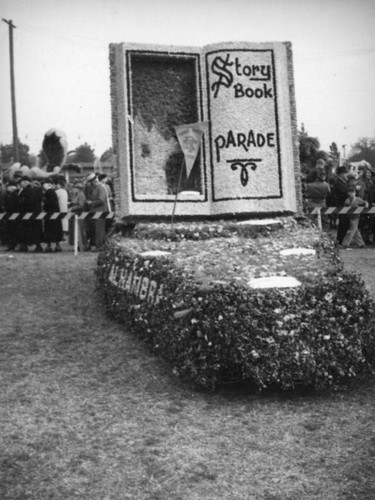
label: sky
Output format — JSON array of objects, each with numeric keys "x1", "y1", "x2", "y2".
[{"x1": 1, "y1": 0, "x2": 375, "y2": 159}]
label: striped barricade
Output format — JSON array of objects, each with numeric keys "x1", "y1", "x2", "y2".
[
  {"x1": 0, "y1": 211, "x2": 115, "y2": 255},
  {"x1": 0, "y1": 211, "x2": 114, "y2": 221},
  {"x1": 309, "y1": 206, "x2": 375, "y2": 230}
]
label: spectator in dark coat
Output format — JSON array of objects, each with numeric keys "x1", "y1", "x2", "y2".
[
  {"x1": 84, "y1": 173, "x2": 108, "y2": 250},
  {"x1": 32, "y1": 179, "x2": 44, "y2": 251},
  {"x1": 42, "y1": 179, "x2": 63, "y2": 252},
  {"x1": 0, "y1": 178, "x2": 6, "y2": 245},
  {"x1": 4, "y1": 182, "x2": 19, "y2": 250},
  {"x1": 330, "y1": 166, "x2": 350, "y2": 245},
  {"x1": 17, "y1": 175, "x2": 44, "y2": 252},
  {"x1": 355, "y1": 167, "x2": 375, "y2": 244}
]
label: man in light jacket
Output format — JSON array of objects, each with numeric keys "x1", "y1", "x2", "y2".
[{"x1": 85, "y1": 173, "x2": 108, "y2": 250}]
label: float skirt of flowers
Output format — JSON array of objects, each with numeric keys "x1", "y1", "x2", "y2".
[{"x1": 96, "y1": 219, "x2": 375, "y2": 391}]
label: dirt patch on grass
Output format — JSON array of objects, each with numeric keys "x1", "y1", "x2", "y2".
[{"x1": 0, "y1": 243, "x2": 374, "y2": 499}]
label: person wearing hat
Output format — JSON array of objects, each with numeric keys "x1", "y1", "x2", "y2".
[
  {"x1": 98, "y1": 174, "x2": 114, "y2": 211},
  {"x1": 68, "y1": 182, "x2": 88, "y2": 249},
  {"x1": 17, "y1": 175, "x2": 44, "y2": 252},
  {"x1": 83, "y1": 173, "x2": 97, "y2": 249},
  {"x1": 83, "y1": 173, "x2": 97, "y2": 202},
  {"x1": 84, "y1": 172, "x2": 108, "y2": 250},
  {"x1": 41, "y1": 179, "x2": 63, "y2": 252},
  {"x1": 13, "y1": 170, "x2": 23, "y2": 182},
  {"x1": 330, "y1": 166, "x2": 350, "y2": 246},
  {"x1": 53, "y1": 175, "x2": 69, "y2": 235},
  {"x1": 98, "y1": 173, "x2": 114, "y2": 233}
]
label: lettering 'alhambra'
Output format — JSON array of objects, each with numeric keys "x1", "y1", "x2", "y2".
[{"x1": 108, "y1": 264, "x2": 164, "y2": 305}]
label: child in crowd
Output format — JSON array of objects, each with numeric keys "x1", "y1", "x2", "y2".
[{"x1": 341, "y1": 187, "x2": 369, "y2": 249}]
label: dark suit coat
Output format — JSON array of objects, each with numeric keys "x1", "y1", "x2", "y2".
[{"x1": 18, "y1": 184, "x2": 43, "y2": 246}]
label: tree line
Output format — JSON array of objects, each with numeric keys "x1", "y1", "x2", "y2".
[
  {"x1": 0, "y1": 142, "x2": 114, "y2": 167},
  {"x1": 1, "y1": 128, "x2": 375, "y2": 170},
  {"x1": 299, "y1": 124, "x2": 375, "y2": 175}
]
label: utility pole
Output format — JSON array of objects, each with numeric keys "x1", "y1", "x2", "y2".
[{"x1": 2, "y1": 18, "x2": 19, "y2": 162}]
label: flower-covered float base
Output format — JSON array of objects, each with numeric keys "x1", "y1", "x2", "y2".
[{"x1": 96, "y1": 218, "x2": 375, "y2": 391}]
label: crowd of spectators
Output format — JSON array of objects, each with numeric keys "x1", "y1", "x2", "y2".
[
  {"x1": 0, "y1": 171, "x2": 114, "y2": 253},
  {"x1": 303, "y1": 160, "x2": 375, "y2": 248},
  {"x1": 2, "y1": 160, "x2": 373, "y2": 252}
]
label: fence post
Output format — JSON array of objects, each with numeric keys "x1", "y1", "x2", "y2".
[
  {"x1": 317, "y1": 207, "x2": 322, "y2": 231},
  {"x1": 74, "y1": 214, "x2": 79, "y2": 256}
]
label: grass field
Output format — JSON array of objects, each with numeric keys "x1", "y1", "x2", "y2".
[{"x1": 0, "y1": 242, "x2": 374, "y2": 500}]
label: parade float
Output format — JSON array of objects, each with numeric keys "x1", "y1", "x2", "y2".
[{"x1": 96, "y1": 41, "x2": 375, "y2": 391}]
